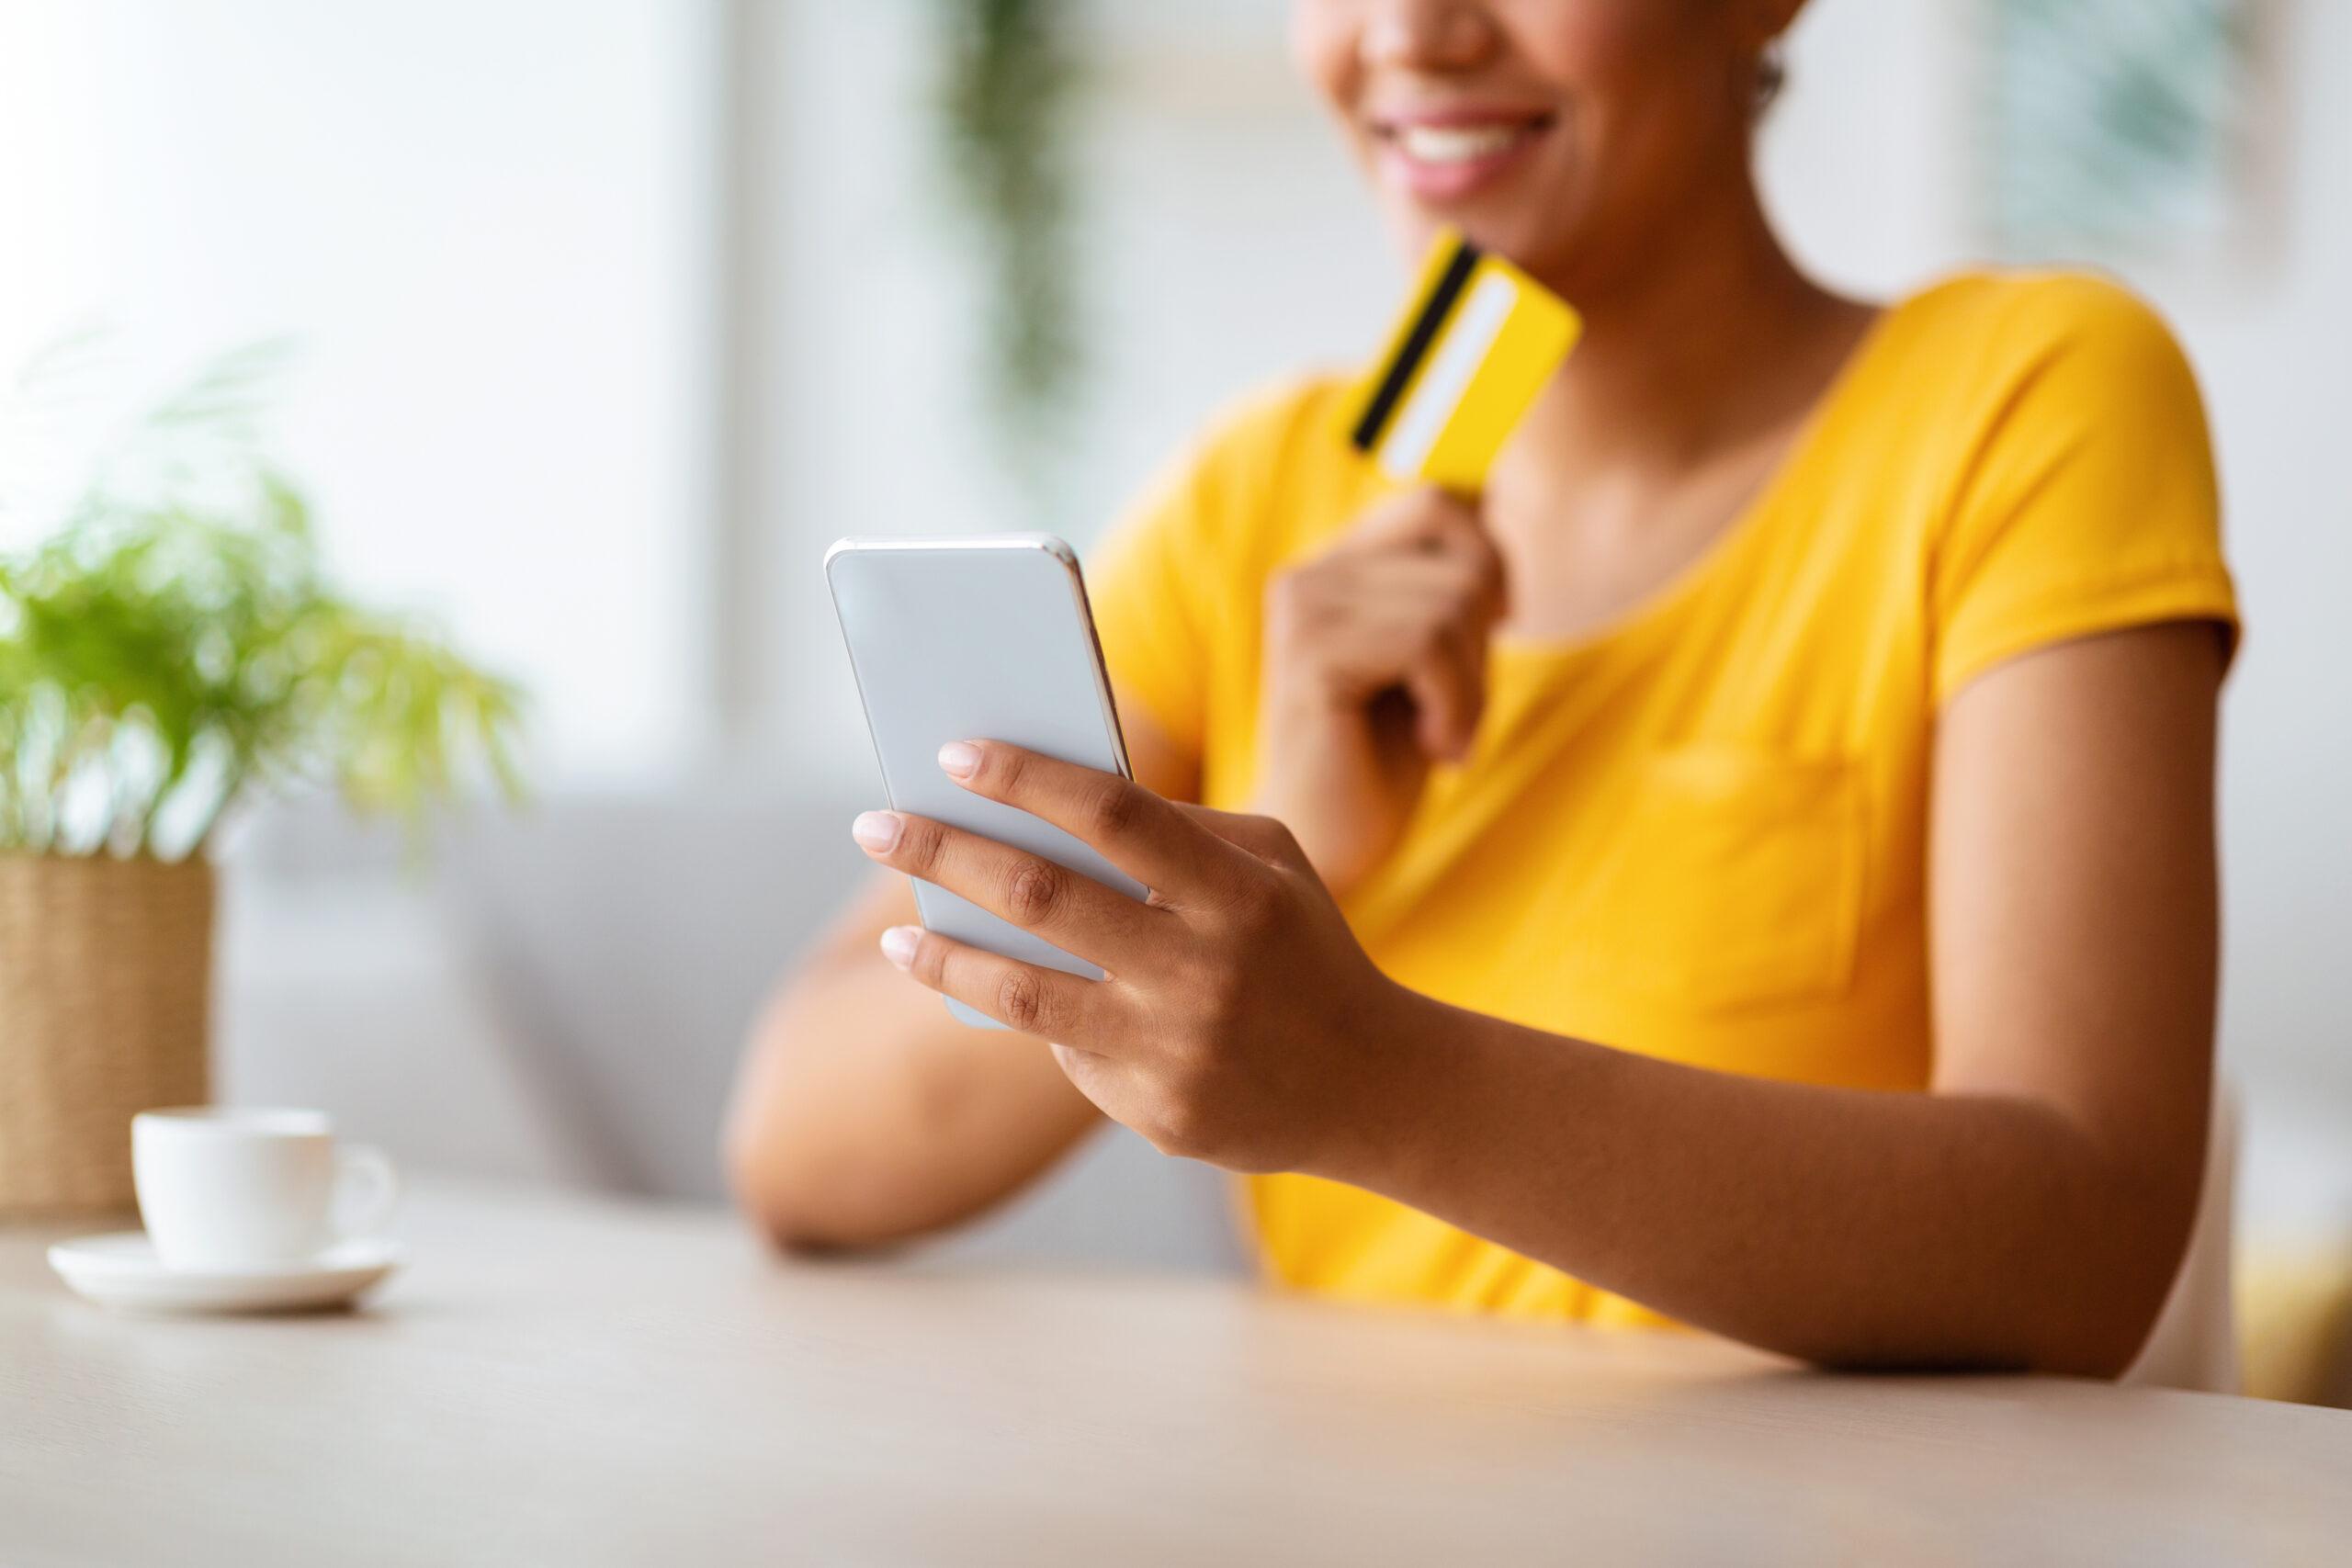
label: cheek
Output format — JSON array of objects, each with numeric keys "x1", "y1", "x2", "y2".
[
  {"x1": 1517, "y1": 2, "x2": 1734, "y2": 182},
  {"x1": 1288, "y1": 1, "x2": 1360, "y2": 128},
  {"x1": 1498, "y1": 0, "x2": 1658, "y2": 85}
]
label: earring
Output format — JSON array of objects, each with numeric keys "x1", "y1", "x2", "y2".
[{"x1": 1755, "y1": 41, "x2": 1788, "y2": 114}]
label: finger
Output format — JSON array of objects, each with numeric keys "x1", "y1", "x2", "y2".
[
  {"x1": 1343, "y1": 487, "x2": 1483, "y2": 555},
  {"x1": 1414, "y1": 502, "x2": 1509, "y2": 619},
  {"x1": 1292, "y1": 604, "x2": 1477, "y2": 696},
  {"x1": 879, "y1": 923, "x2": 1117, "y2": 1044},
  {"x1": 935, "y1": 741, "x2": 1252, "y2": 908},
  {"x1": 1464, "y1": 518, "x2": 1510, "y2": 620},
  {"x1": 1276, "y1": 557, "x2": 1505, "y2": 695},
  {"x1": 1329, "y1": 549, "x2": 1498, "y2": 611},
  {"x1": 853, "y1": 810, "x2": 1161, "y2": 967},
  {"x1": 1356, "y1": 494, "x2": 1506, "y2": 604},
  {"x1": 1329, "y1": 531, "x2": 1509, "y2": 633},
  {"x1": 1403, "y1": 623, "x2": 1486, "y2": 761}
]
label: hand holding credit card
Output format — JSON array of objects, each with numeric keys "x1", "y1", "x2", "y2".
[
  {"x1": 1243, "y1": 233, "x2": 1576, "y2": 892},
  {"x1": 1340, "y1": 226, "x2": 1581, "y2": 492}
]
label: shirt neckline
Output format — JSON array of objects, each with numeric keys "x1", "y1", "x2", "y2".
[{"x1": 1486, "y1": 295, "x2": 1912, "y2": 669}]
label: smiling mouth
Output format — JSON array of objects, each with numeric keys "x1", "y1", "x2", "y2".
[
  {"x1": 1380, "y1": 118, "x2": 1550, "y2": 165},
  {"x1": 1383, "y1": 121, "x2": 1552, "y2": 164}
]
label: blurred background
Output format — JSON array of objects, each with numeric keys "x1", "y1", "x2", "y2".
[{"x1": 1, "y1": 0, "x2": 2346, "y2": 1359}]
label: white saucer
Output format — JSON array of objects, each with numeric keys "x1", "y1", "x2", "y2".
[{"x1": 47, "y1": 1233, "x2": 404, "y2": 1314}]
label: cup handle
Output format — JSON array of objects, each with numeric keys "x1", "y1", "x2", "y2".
[{"x1": 333, "y1": 1143, "x2": 401, "y2": 1241}]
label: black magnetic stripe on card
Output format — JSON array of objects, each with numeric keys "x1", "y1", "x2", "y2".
[{"x1": 1350, "y1": 238, "x2": 1482, "y2": 453}]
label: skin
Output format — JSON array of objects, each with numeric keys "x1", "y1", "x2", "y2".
[{"x1": 726, "y1": 0, "x2": 2223, "y2": 1375}]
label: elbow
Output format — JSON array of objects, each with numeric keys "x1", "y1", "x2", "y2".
[
  {"x1": 1796, "y1": 1299, "x2": 2165, "y2": 1382},
  {"x1": 727, "y1": 1139, "x2": 864, "y2": 1258},
  {"x1": 722, "y1": 1106, "x2": 806, "y2": 1254},
  {"x1": 2024, "y1": 1249, "x2": 2190, "y2": 1382},
  {"x1": 1804, "y1": 1179, "x2": 2200, "y2": 1382},
  {"x1": 2044, "y1": 1338, "x2": 2144, "y2": 1384},
  {"x1": 1949, "y1": 1108, "x2": 2211, "y2": 1382},
  {"x1": 723, "y1": 1097, "x2": 863, "y2": 1258},
  {"x1": 2025, "y1": 1216, "x2": 2208, "y2": 1382},
  {"x1": 1984, "y1": 1234, "x2": 2201, "y2": 1384},
  {"x1": 722, "y1": 987, "x2": 894, "y2": 1256},
  {"x1": 721, "y1": 1046, "x2": 852, "y2": 1256},
  {"x1": 2012, "y1": 1308, "x2": 2158, "y2": 1383},
  {"x1": 2028, "y1": 1155, "x2": 2208, "y2": 1382},
  {"x1": 723, "y1": 1061, "x2": 946, "y2": 1258}
]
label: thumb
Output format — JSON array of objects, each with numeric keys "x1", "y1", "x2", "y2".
[
  {"x1": 1348, "y1": 484, "x2": 1481, "y2": 553},
  {"x1": 1445, "y1": 493, "x2": 1510, "y2": 622}
]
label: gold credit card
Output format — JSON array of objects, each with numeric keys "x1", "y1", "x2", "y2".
[{"x1": 1340, "y1": 226, "x2": 1581, "y2": 492}]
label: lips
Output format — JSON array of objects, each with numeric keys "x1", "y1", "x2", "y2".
[
  {"x1": 1389, "y1": 121, "x2": 1541, "y2": 165},
  {"x1": 1369, "y1": 109, "x2": 1553, "y2": 201}
]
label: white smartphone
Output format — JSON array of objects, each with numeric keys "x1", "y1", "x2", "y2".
[{"x1": 826, "y1": 534, "x2": 1146, "y2": 1029}]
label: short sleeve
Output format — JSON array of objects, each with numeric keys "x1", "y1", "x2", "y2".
[
  {"x1": 1084, "y1": 448, "x2": 1220, "y2": 759},
  {"x1": 1084, "y1": 381, "x2": 1329, "y2": 762},
  {"x1": 1929, "y1": 278, "x2": 2239, "y2": 704}
]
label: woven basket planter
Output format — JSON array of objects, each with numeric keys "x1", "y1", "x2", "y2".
[{"x1": 0, "y1": 853, "x2": 214, "y2": 1220}]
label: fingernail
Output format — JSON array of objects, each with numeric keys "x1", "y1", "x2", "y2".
[
  {"x1": 938, "y1": 740, "x2": 981, "y2": 780},
  {"x1": 851, "y1": 811, "x2": 902, "y2": 852},
  {"x1": 878, "y1": 925, "x2": 921, "y2": 969}
]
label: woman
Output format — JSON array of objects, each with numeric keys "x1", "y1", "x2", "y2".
[{"x1": 727, "y1": 0, "x2": 2236, "y2": 1375}]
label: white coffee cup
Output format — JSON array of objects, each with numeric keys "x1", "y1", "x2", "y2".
[{"x1": 131, "y1": 1107, "x2": 400, "y2": 1271}]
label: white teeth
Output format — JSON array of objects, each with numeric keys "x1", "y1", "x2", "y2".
[{"x1": 1394, "y1": 124, "x2": 1525, "y2": 164}]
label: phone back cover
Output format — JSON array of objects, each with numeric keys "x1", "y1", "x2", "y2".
[{"x1": 828, "y1": 537, "x2": 1145, "y2": 1028}]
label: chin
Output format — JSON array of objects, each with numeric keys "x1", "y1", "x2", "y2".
[{"x1": 1382, "y1": 199, "x2": 1577, "y2": 284}]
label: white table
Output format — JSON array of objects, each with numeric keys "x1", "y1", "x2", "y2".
[{"x1": 5, "y1": 1180, "x2": 2347, "y2": 1565}]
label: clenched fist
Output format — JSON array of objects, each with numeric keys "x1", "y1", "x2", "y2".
[{"x1": 1251, "y1": 487, "x2": 1507, "y2": 895}]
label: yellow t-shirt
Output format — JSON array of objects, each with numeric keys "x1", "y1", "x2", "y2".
[{"x1": 1085, "y1": 271, "x2": 2239, "y2": 1327}]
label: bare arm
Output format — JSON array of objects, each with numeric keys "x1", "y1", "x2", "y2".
[
  {"x1": 852, "y1": 623, "x2": 2223, "y2": 1373},
  {"x1": 1351, "y1": 624, "x2": 2223, "y2": 1372},
  {"x1": 722, "y1": 703, "x2": 1198, "y2": 1250}
]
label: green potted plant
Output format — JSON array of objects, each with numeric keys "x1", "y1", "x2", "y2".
[
  {"x1": 0, "y1": 355, "x2": 521, "y2": 1217},
  {"x1": 933, "y1": 0, "x2": 1084, "y2": 479}
]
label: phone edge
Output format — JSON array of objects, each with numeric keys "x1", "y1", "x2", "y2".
[{"x1": 822, "y1": 535, "x2": 1130, "y2": 1032}]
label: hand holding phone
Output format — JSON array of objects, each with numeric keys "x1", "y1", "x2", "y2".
[{"x1": 827, "y1": 535, "x2": 1142, "y2": 1029}]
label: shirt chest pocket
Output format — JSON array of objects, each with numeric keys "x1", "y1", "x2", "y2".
[{"x1": 1572, "y1": 746, "x2": 1867, "y2": 1013}]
